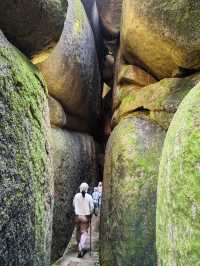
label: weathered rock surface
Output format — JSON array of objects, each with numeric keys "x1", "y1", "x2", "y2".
[
  {"x1": 113, "y1": 73, "x2": 200, "y2": 129},
  {"x1": 50, "y1": 128, "x2": 97, "y2": 263},
  {"x1": 39, "y1": 0, "x2": 101, "y2": 133},
  {"x1": 121, "y1": 0, "x2": 200, "y2": 78},
  {"x1": 0, "y1": 0, "x2": 67, "y2": 59},
  {"x1": 0, "y1": 31, "x2": 53, "y2": 266},
  {"x1": 157, "y1": 81, "x2": 200, "y2": 265},
  {"x1": 48, "y1": 95, "x2": 67, "y2": 128},
  {"x1": 100, "y1": 117, "x2": 165, "y2": 266}
]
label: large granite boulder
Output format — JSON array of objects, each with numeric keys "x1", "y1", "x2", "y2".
[
  {"x1": 50, "y1": 128, "x2": 97, "y2": 263},
  {"x1": 157, "y1": 82, "x2": 200, "y2": 265},
  {"x1": 0, "y1": 0, "x2": 67, "y2": 59},
  {"x1": 100, "y1": 117, "x2": 165, "y2": 266},
  {"x1": 39, "y1": 0, "x2": 101, "y2": 133},
  {"x1": 121, "y1": 0, "x2": 200, "y2": 78},
  {"x1": 113, "y1": 72, "x2": 200, "y2": 129},
  {"x1": 0, "y1": 31, "x2": 53, "y2": 266}
]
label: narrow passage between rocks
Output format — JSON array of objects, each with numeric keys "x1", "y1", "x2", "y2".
[{"x1": 53, "y1": 216, "x2": 100, "y2": 266}]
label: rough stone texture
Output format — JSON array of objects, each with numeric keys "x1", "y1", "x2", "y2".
[
  {"x1": 157, "y1": 82, "x2": 200, "y2": 265},
  {"x1": 50, "y1": 128, "x2": 97, "y2": 263},
  {"x1": 39, "y1": 0, "x2": 101, "y2": 133},
  {"x1": 112, "y1": 73, "x2": 200, "y2": 129},
  {"x1": 121, "y1": 0, "x2": 200, "y2": 79},
  {"x1": 0, "y1": 31, "x2": 53, "y2": 266},
  {"x1": 48, "y1": 95, "x2": 67, "y2": 128},
  {"x1": 0, "y1": 0, "x2": 67, "y2": 59},
  {"x1": 100, "y1": 117, "x2": 165, "y2": 266}
]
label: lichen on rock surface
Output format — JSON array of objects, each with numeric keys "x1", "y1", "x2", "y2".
[
  {"x1": 157, "y1": 82, "x2": 200, "y2": 265},
  {"x1": 100, "y1": 117, "x2": 165, "y2": 266},
  {"x1": 0, "y1": 31, "x2": 53, "y2": 266}
]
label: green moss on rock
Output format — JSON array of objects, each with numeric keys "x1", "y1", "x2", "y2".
[
  {"x1": 113, "y1": 73, "x2": 200, "y2": 129},
  {"x1": 100, "y1": 117, "x2": 165, "y2": 266},
  {"x1": 0, "y1": 31, "x2": 53, "y2": 265},
  {"x1": 157, "y1": 81, "x2": 200, "y2": 265}
]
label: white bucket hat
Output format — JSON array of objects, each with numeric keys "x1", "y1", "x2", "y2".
[{"x1": 80, "y1": 182, "x2": 89, "y2": 193}]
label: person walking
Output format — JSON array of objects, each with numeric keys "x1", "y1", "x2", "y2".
[
  {"x1": 92, "y1": 187, "x2": 100, "y2": 216},
  {"x1": 73, "y1": 182, "x2": 94, "y2": 258},
  {"x1": 97, "y1": 182, "x2": 103, "y2": 207}
]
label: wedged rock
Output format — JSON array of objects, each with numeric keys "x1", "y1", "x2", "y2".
[
  {"x1": 48, "y1": 96, "x2": 67, "y2": 128},
  {"x1": 121, "y1": 0, "x2": 200, "y2": 79},
  {"x1": 157, "y1": 82, "x2": 200, "y2": 265},
  {"x1": 103, "y1": 54, "x2": 115, "y2": 87},
  {"x1": 112, "y1": 51, "x2": 157, "y2": 110},
  {"x1": 48, "y1": 95, "x2": 93, "y2": 132},
  {"x1": 118, "y1": 65, "x2": 157, "y2": 87},
  {"x1": 96, "y1": 0, "x2": 122, "y2": 54},
  {"x1": 112, "y1": 73, "x2": 200, "y2": 129},
  {"x1": 0, "y1": 0, "x2": 67, "y2": 59},
  {"x1": 96, "y1": 0, "x2": 122, "y2": 39},
  {"x1": 100, "y1": 117, "x2": 165, "y2": 266},
  {"x1": 50, "y1": 128, "x2": 97, "y2": 263},
  {"x1": 0, "y1": 31, "x2": 53, "y2": 266},
  {"x1": 39, "y1": 0, "x2": 101, "y2": 133}
]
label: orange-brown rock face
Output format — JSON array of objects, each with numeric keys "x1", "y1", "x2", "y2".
[{"x1": 121, "y1": 0, "x2": 200, "y2": 79}]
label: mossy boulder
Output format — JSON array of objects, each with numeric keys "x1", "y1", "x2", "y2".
[
  {"x1": 157, "y1": 82, "x2": 200, "y2": 265},
  {"x1": 121, "y1": 0, "x2": 200, "y2": 78},
  {"x1": 100, "y1": 117, "x2": 165, "y2": 266},
  {"x1": 50, "y1": 128, "x2": 97, "y2": 263},
  {"x1": 113, "y1": 73, "x2": 200, "y2": 129},
  {"x1": 0, "y1": 31, "x2": 53, "y2": 265},
  {"x1": 39, "y1": 0, "x2": 101, "y2": 133},
  {"x1": 0, "y1": 0, "x2": 67, "y2": 59}
]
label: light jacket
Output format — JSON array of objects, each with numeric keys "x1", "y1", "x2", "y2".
[{"x1": 73, "y1": 192, "x2": 94, "y2": 216}]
